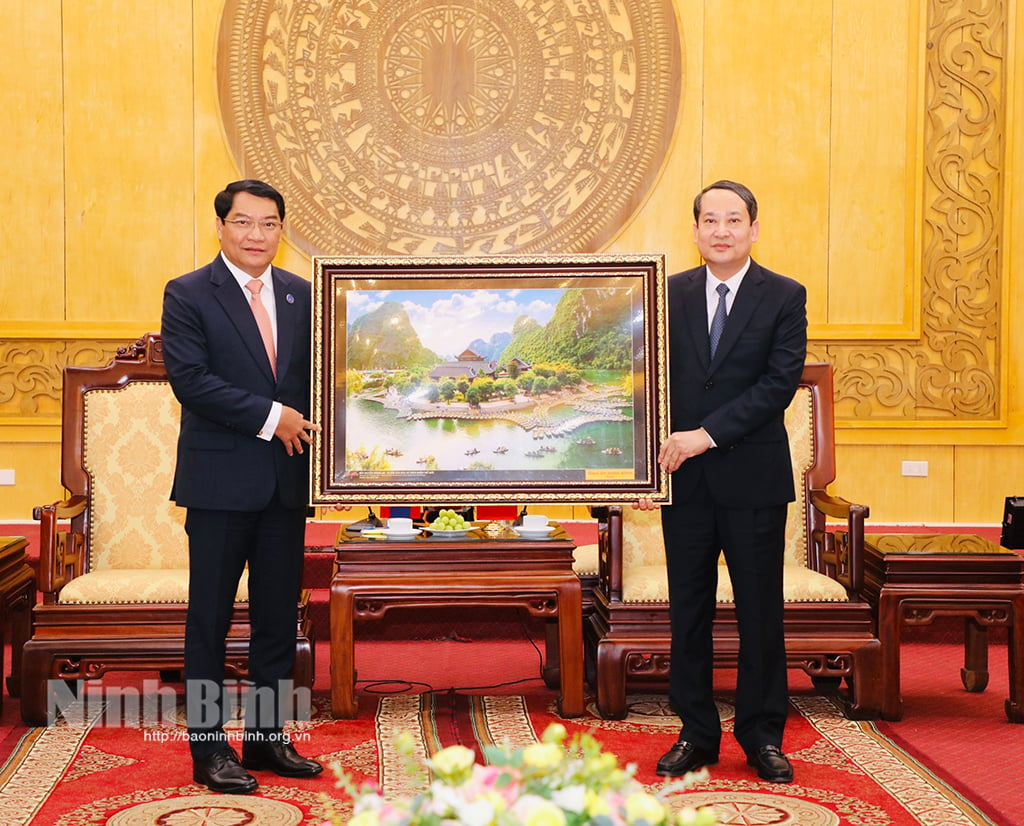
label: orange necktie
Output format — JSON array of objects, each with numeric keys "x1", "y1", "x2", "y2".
[{"x1": 245, "y1": 279, "x2": 277, "y2": 378}]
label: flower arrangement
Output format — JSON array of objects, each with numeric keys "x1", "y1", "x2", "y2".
[{"x1": 326, "y1": 723, "x2": 718, "y2": 826}]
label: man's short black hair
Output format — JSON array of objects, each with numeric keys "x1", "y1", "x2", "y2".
[
  {"x1": 214, "y1": 180, "x2": 286, "y2": 221},
  {"x1": 693, "y1": 179, "x2": 758, "y2": 223}
]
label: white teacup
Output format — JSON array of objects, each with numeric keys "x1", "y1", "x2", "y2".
[
  {"x1": 521, "y1": 514, "x2": 550, "y2": 531},
  {"x1": 387, "y1": 517, "x2": 414, "y2": 532}
]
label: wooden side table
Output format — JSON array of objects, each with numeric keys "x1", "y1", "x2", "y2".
[
  {"x1": 0, "y1": 536, "x2": 36, "y2": 708},
  {"x1": 330, "y1": 523, "x2": 583, "y2": 719},
  {"x1": 862, "y1": 533, "x2": 1024, "y2": 722}
]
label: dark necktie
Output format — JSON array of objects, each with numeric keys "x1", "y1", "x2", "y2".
[{"x1": 709, "y1": 283, "x2": 729, "y2": 359}]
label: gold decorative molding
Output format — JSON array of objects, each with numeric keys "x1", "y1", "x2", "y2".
[
  {"x1": 812, "y1": 0, "x2": 1004, "y2": 425},
  {"x1": 216, "y1": 0, "x2": 682, "y2": 257},
  {"x1": 0, "y1": 341, "x2": 122, "y2": 418}
]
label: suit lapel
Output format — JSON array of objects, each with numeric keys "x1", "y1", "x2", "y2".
[
  {"x1": 211, "y1": 257, "x2": 277, "y2": 382},
  {"x1": 272, "y1": 268, "x2": 295, "y2": 381},
  {"x1": 709, "y1": 260, "x2": 766, "y2": 369},
  {"x1": 678, "y1": 270, "x2": 712, "y2": 371}
]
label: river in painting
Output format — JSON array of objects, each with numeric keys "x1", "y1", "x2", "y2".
[{"x1": 337, "y1": 376, "x2": 637, "y2": 479}]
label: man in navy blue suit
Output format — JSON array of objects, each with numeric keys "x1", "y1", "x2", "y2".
[
  {"x1": 161, "y1": 180, "x2": 322, "y2": 793},
  {"x1": 641, "y1": 180, "x2": 807, "y2": 783}
]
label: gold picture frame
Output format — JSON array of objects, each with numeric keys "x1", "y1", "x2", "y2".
[{"x1": 310, "y1": 254, "x2": 670, "y2": 505}]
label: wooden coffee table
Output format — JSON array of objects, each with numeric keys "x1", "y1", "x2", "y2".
[
  {"x1": 863, "y1": 533, "x2": 1024, "y2": 722},
  {"x1": 0, "y1": 536, "x2": 35, "y2": 708},
  {"x1": 329, "y1": 523, "x2": 583, "y2": 718}
]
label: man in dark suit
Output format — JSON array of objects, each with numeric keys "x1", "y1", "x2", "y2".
[
  {"x1": 642, "y1": 180, "x2": 807, "y2": 783},
  {"x1": 161, "y1": 180, "x2": 323, "y2": 793}
]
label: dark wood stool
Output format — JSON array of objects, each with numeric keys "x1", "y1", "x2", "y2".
[
  {"x1": 0, "y1": 536, "x2": 36, "y2": 708},
  {"x1": 863, "y1": 533, "x2": 1024, "y2": 722}
]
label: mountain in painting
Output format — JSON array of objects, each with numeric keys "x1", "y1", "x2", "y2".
[
  {"x1": 347, "y1": 300, "x2": 437, "y2": 370},
  {"x1": 465, "y1": 331, "x2": 512, "y2": 362},
  {"x1": 499, "y1": 288, "x2": 631, "y2": 369}
]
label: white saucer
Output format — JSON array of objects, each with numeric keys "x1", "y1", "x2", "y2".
[
  {"x1": 513, "y1": 525, "x2": 555, "y2": 537},
  {"x1": 379, "y1": 528, "x2": 419, "y2": 540},
  {"x1": 428, "y1": 528, "x2": 470, "y2": 538}
]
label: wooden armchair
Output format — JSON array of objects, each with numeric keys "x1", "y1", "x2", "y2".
[
  {"x1": 585, "y1": 363, "x2": 883, "y2": 720},
  {"x1": 21, "y1": 333, "x2": 314, "y2": 725}
]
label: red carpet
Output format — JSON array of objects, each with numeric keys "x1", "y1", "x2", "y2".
[
  {"x1": 2, "y1": 520, "x2": 1020, "y2": 823},
  {"x1": 1, "y1": 633, "x2": 1020, "y2": 825},
  {"x1": 873, "y1": 636, "x2": 1023, "y2": 825}
]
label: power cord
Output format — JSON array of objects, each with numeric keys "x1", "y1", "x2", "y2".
[{"x1": 353, "y1": 608, "x2": 549, "y2": 694}]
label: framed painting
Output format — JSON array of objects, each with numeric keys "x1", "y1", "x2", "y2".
[{"x1": 310, "y1": 254, "x2": 670, "y2": 505}]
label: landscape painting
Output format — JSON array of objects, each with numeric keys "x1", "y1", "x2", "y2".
[{"x1": 310, "y1": 255, "x2": 669, "y2": 505}]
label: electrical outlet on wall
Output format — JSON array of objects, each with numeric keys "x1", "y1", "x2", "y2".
[
  {"x1": 901, "y1": 461, "x2": 928, "y2": 477},
  {"x1": 0, "y1": 469, "x2": 14, "y2": 485}
]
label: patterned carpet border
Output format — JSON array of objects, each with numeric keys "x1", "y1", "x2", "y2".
[{"x1": 0, "y1": 691, "x2": 1001, "y2": 825}]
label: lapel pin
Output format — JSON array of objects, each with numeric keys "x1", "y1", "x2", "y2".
[{"x1": 286, "y1": 293, "x2": 295, "y2": 304}]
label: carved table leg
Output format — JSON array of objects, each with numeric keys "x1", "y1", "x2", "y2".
[
  {"x1": 555, "y1": 580, "x2": 584, "y2": 718},
  {"x1": 329, "y1": 582, "x2": 358, "y2": 719},
  {"x1": 878, "y1": 592, "x2": 904, "y2": 721},
  {"x1": 543, "y1": 619, "x2": 561, "y2": 690},
  {"x1": 961, "y1": 617, "x2": 990, "y2": 692},
  {"x1": 1007, "y1": 592, "x2": 1024, "y2": 723}
]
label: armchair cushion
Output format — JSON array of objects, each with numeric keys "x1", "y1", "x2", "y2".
[
  {"x1": 57, "y1": 568, "x2": 250, "y2": 605},
  {"x1": 83, "y1": 383, "x2": 188, "y2": 571},
  {"x1": 572, "y1": 543, "x2": 599, "y2": 577},
  {"x1": 620, "y1": 557, "x2": 847, "y2": 603},
  {"x1": 618, "y1": 385, "x2": 844, "y2": 603}
]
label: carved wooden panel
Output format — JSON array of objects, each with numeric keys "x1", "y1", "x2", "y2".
[
  {"x1": 810, "y1": 0, "x2": 1005, "y2": 423},
  {"x1": 216, "y1": 0, "x2": 682, "y2": 257},
  {"x1": 0, "y1": 341, "x2": 120, "y2": 418}
]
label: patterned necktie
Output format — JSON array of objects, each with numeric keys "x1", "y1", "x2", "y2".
[
  {"x1": 709, "y1": 282, "x2": 729, "y2": 359},
  {"x1": 245, "y1": 279, "x2": 277, "y2": 378}
]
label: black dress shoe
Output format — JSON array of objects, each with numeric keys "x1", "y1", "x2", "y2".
[
  {"x1": 655, "y1": 738, "x2": 719, "y2": 777},
  {"x1": 193, "y1": 747, "x2": 258, "y2": 794},
  {"x1": 747, "y1": 744, "x2": 794, "y2": 783},
  {"x1": 242, "y1": 738, "x2": 323, "y2": 778}
]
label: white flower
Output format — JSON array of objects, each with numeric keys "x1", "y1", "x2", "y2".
[{"x1": 549, "y1": 785, "x2": 586, "y2": 814}]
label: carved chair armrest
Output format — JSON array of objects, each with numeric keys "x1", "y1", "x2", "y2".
[
  {"x1": 809, "y1": 489, "x2": 868, "y2": 594},
  {"x1": 32, "y1": 495, "x2": 88, "y2": 601}
]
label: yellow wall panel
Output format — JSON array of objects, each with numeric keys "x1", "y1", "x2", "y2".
[
  {"x1": 62, "y1": 1, "x2": 195, "y2": 327},
  {"x1": 953, "y1": 446, "x2": 1024, "y2": 524},
  {"x1": 0, "y1": 442, "x2": 63, "y2": 520},
  {"x1": 0, "y1": 1, "x2": 65, "y2": 322},
  {"x1": 701, "y1": 0, "x2": 832, "y2": 326},
  {"x1": 606, "y1": 0, "x2": 703, "y2": 273},
  {"x1": 834, "y1": 444, "x2": 954, "y2": 524},
  {"x1": 827, "y1": 0, "x2": 921, "y2": 331}
]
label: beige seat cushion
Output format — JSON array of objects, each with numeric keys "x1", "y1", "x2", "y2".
[
  {"x1": 572, "y1": 543, "x2": 599, "y2": 576},
  {"x1": 58, "y1": 568, "x2": 250, "y2": 605},
  {"x1": 621, "y1": 562, "x2": 848, "y2": 604},
  {"x1": 618, "y1": 385, "x2": 848, "y2": 604}
]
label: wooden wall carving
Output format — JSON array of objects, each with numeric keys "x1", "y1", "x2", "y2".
[
  {"x1": 0, "y1": 341, "x2": 120, "y2": 418},
  {"x1": 809, "y1": 0, "x2": 1005, "y2": 424},
  {"x1": 216, "y1": 0, "x2": 682, "y2": 257}
]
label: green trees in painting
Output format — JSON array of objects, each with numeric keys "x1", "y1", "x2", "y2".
[{"x1": 499, "y1": 288, "x2": 631, "y2": 370}]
